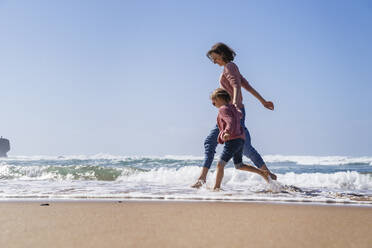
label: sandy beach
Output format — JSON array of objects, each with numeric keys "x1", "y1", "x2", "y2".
[{"x1": 0, "y1": 201, "x2": 371, "y2": 248}]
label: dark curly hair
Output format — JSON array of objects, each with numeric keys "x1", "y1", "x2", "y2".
[{"x1": 206, "y1": 43, "x2": 236, "y2": 63}]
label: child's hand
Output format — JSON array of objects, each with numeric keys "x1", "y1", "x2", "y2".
[{"x1": 223, "y1": 133, "x2": 230, "y2": 141}]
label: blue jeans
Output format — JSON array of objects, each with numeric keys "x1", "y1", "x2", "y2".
[{"x1": 202, "y1": 107, "x2": 265, "y2": 169}]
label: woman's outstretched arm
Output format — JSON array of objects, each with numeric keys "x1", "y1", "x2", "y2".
[{"x1": 241, "y1": 77, "x2": 274, "y2": 110}]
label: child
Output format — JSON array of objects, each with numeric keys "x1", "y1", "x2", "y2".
[{"x1": 196, "y1": 88, "x2": 269, "y2": 190}]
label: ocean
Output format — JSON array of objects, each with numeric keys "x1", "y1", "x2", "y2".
[{"x1": 1, "y1": 154, "x2": 372, "y2": 205}]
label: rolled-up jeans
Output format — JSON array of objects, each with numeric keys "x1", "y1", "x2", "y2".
[{"x1": 202, "y1": 107, "x2": 265, "y2": 169}]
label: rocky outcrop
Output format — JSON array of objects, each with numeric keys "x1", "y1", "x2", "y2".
[{"x1": 0, "y1": 136, "x2": 10, "y2": 157}]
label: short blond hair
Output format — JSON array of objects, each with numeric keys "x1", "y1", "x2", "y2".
[{"x1": 211, "y1": 88, "x2": 231, "y2": 103}]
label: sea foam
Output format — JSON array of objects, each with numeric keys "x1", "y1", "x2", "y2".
[{"x1": 0, "y1": 154, "x2": 371, "y2": 204}]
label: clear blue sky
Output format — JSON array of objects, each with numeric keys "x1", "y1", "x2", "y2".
[{"x1": 1, "y1": 0, "x2": 371, "y2": 156}]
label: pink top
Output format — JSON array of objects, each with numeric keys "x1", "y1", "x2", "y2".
[
  {"x1": 219, "y1": 62, "x2": 251, "y2": 109},
  {"x1": 217, "y1": 104, "x2": 245, "y2": 144}
]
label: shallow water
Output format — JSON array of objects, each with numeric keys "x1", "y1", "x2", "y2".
[{"x1": 0, "y1": 154, "x2": 371, "y2": 205}]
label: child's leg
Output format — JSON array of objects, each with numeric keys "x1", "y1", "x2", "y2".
[
  {"x1": 233, "y1": 140, "x2": 269, "y2": 183},
  {"x1": 214, "y1": 139, "x2": 239, "y2": 190},
  {"x1": 214, "y1": 161, "x2": 226, "y2": 190}
]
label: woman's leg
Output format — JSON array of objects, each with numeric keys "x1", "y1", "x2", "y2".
[
  {"x1": 233, "y1": 139, "x2": 269, "y2": 182},
  {"x1": 202, "y1": 125, "x2": 219, "y2": 169},
  {"x1": 192, "y1": 125, "x2": 219, "y2": 188},
  {"x1": 236, "y1": 163, "x2": 269, "y2": 182},
  {"x1": 242, "y1": 128, "x2": 264, "y2": 167},
  {"x1": 240, "y1": 108, "x2": 277, "y2": 180}
]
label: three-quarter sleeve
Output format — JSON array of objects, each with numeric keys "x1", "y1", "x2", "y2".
[
  {"x1": 240, "y1": 75, "x2": 251, "y2": 91},
  {"x1": 224, "y1": 63, "x2": 241, "y2": 88}
]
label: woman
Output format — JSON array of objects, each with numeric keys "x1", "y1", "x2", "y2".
[{"x1": 192, "y1": 42, "x2": 276, "y2": 188}]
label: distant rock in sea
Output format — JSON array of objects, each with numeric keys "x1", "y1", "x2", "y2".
[{"x1": 0, "y1": 136, "x2": 10, "y2": 157}]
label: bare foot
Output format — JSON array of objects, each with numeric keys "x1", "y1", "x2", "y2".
[
  {"x1": 269, "y1": 172, "x2": 277, "y2": 180},
  {"x1": 191, "y1": 179, "x2": 205, "y2": 189},
  {"x1": 260, "y1": 164, "x2": 277, "y2": 180}
]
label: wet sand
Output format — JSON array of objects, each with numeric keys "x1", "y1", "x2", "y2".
[{"x1": 0, "y1": 201, "x2": 371, "y2": 248}]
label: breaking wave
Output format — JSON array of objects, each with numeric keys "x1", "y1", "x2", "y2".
[{"x1": 0, "y1": 154, "x2": 371, "y2": 205}]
